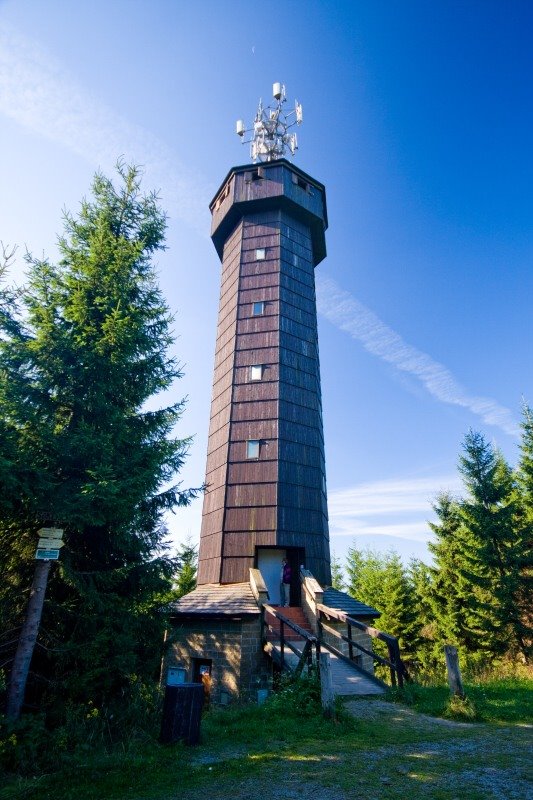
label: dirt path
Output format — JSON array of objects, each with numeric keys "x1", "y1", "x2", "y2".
[{"x1": 186, "y1": 699, "x2": 532, "y2": 800}]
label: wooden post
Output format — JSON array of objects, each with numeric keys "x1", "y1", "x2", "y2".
[
  {"x1": 443, "y1": 645, "x2": 465, "y2": 698},
  {"x1": 319, "y1": 652, "x2": 335, "y2": 719},
  {"x1": 6, "y1": 559, "x2": 52, "y2": 720},
  {"x1": 387, "y1": 642, "x2": 397, "y2": 686}
]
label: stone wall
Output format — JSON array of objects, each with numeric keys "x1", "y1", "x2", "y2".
[{"x1": 165, "y1": 615, "x2": 268, "y2": 703}]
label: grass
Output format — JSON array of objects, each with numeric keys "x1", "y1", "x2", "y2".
[
  {"x1": 387, "y1": 676, "x2": 533, "y2": 723},
  {"x1": 1, "y1": 676, "x2": 531, "y2": 800}
]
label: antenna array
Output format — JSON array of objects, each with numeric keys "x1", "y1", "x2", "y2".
[{"x1": 236, "y1": 82, "x2": 303, "y2": 163}]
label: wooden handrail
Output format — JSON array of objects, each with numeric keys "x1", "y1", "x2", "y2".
[
  {"x1": 262, "y1": 605, "x2": 320, "y2": 675},
  {"x1": 317, "y1": 603, "x2": 408, "y2": 687},
  {"x1": 316, "y1": 604, "x2": 396, "y2": 646},
  {"x1": 320, "y1": 621, "x2": 389, "y2": 665},
  {"x1": 263, "y1": 604, "x2": 317, "y2": 642}
]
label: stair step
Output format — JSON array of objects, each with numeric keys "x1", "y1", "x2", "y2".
[{"x1": 265, "y1": 606, "x2": 314, "y2": 641}]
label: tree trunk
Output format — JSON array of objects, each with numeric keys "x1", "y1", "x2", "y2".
[{"x1": 6, "y1": 559, "x2": 52, "y2": 720}]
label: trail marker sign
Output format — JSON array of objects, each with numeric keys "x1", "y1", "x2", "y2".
[
  {"x1": 37, "y1": 538, "x2": 64, "y2": 549},
  {"x1": 35, "y1": 548, "x2": 60, "y2": 560}
]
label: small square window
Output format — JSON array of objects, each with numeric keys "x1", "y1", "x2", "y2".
[
  {"x1": 252, "y1": 301, "x2": 265, "y2": 316},
  {"x1": 256, "y1": 248, "x2": 266, "y2": 260},
  {"x1": 247, "y1": 440, "x2": 260, "y2": 459},
  {"x1": 250, "y1": 365, "x2": 263, "y2": 381}
]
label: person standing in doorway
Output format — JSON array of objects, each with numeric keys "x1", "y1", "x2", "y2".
[{"x1": 280, "y1": 558, "x2": 292, "y2": 607}]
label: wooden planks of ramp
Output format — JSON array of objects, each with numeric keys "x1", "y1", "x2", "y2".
[
  {"x1": 265, "y1": 641, "x2": 385, "y2": 696},
  {"x1": 327, "y1": 650, "x2": 385, "y2": 696}
]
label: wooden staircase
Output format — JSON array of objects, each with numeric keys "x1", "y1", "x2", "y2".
[
  {"x1": 264, "y1": 606, "x2": 314, "y2": 641},
  {"x1": 263, "y1": 604, "x2": 385, "y2": 696}
]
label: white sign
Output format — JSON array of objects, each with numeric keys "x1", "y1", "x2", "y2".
[
  {"x1": 37, "y1": 527, "x2": 64, "y2": 539},
  {"x1": 38, "y1": 538, "x2": 65, "y2": 549}
]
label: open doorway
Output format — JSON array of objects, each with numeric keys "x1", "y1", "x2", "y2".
[
  {"x1": 257, "y1": 548, "x2": 285, "y2": 605},
  {"x1": 256, "y1": 548, "x2": 302, "y2": 606}
]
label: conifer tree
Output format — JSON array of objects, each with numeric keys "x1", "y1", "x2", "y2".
[
  {"x1": 512, "y1": 407, "x2": 533, "y2": 659},
  {"x1": 346, "y1": 545, "x2": 419, "y2": 656},
  {"x1": 173, "y1": 539, "x2": 198, "y2": 599},
  {"x1": 329, "y1": 552, "x2": 345, "y2": 590},
  {"x1": 427, "y1": 492, "x2": 474, "y2": 650},
  {"x1": 0, "y1": 164, "x2": 199, "y2": 714},
  {"x1": 455, "y1": 431, "x2": 527, "y2": 659}
]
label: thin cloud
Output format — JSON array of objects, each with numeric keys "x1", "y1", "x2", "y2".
[
  {"x1": 328, "y1": 474, "x2": 462, "y2": 542},
  {"x1": 316, "y1": 275, "x2": 519, "y2": 437},
  {"x1": 0, "y1": 21, "x2": 213, "y2": 234}
]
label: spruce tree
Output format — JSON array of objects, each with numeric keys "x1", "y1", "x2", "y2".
[
  {"x1": 0, "y1": 164, "x2": 199, "y2": 713},
  {"x1": 346, "y1": 545, "x2": 419, "y2": 657},
  {"x1": 173, "y1": 539, "x2": 198, "y2": 599},
  {"x1": 329, "y1": 552, "x2": 345, "y2": 590},
  {"x1": 513, "y1": 407, "x2": 533, "y2": 660},
  {"x1": 427, "y1": 492, "x2": 474, "y2": 650},
  {"x1": 455, "y1": 431, "x2": 526, "y2": 659}
]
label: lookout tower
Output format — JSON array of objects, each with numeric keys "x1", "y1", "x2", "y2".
[
  {"x1": 197, "y1": 85, "x2": 331, "y2": 600},
  {"x1": 166, "y1": 85, "x2": 380, "y2": 703}
]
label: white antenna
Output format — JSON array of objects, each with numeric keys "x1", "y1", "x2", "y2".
[{"x1": 235, "y1": 82, "x2": 303, "y2": 163}]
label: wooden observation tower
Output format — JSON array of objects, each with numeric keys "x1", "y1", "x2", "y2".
[
  {"x1": 197, "y1": 85, "x2": 331, "y2": 602},
  {"x1": 166, "y1": 85, "x2": 384, "y2": 703}
]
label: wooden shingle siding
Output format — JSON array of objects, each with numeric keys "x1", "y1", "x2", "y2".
[
  {"x1": 221, "y1": 531, "x2": 277, "y2": 557},
  {"x1": 221, "y1": 557, "x2": 255, "y2": 584},
  {"x1": 226, "y1": 483, "x2": 277, "y2": 507},
  {"x1": 227, "y1": 461, "x2": 277, "y2": 484},
  {"x1": 232, "y1": 372, "x2": 279, "y2": 395},
  {"x1": 199, "y1": 161, "x2": 330, "y2": 586},
  {"x1": 237, "y1": 315, "x2": 278, "y2": 335},
  {"x1": 231, "y1": 400, "x2": 277, "y2": 422}
]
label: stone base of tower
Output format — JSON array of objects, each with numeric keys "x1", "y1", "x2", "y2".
[{"x1": 164, "y1": 579, "x2": 271, "y2": 704}]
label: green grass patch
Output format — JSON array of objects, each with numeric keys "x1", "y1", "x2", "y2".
[
  {"x1": 388, "y1": 676, "x2": 533, "y2": 723},
  {"x1": 1, "y1": 675, "x2": 531, "y2": 800}
]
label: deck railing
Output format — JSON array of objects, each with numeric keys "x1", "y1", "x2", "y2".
[
  {"x1": 316, "y1": 604, "x2": 409, "y2": 688},
  {"x1": 262, "y1": 604, "x2": 320, "y2": 676}
]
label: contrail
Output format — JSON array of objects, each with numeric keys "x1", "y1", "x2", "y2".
[{"x1": 316, "y1": 274, "x2": 519, "y2": 437}]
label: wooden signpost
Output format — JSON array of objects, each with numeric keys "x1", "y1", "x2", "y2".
[
  {"x1": 443, "y1": 644, "x2": 465, "y2": 699},
  {"x1": 6, "y1": 528, "x2": 65, "y2": 720}
]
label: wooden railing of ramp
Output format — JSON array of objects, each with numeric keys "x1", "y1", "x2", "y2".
[{"x1": 316, "y1": 604, "x2": 409, "y2": 688}]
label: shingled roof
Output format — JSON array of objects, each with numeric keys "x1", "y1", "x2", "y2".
[
  {"x1": 322, "y1": 587, "x2": 380, "y2": 618},
  {"x1": 169, "y1": 583, "x2": 260, "y2": 617}
]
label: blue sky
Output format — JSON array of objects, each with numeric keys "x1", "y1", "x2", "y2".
[{"x1": 1, "y1": 0, "x2": 532, "y2": 568}]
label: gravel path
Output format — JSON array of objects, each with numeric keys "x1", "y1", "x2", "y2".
[{"x1": 186, "y1": 700, "x2": 532, "y2": 800}]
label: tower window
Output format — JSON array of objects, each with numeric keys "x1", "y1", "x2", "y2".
[
  {"x1": 247, "y1": 440, "x2": 260, "y2": 459},
  {"x1": 245, "y1": 167, "x2": 264, "y2": 182},
  {"x1": 250, "y1": 365, "x2": 263, "y2": 381},
  {"x1": 252, "y1": 301, "x2": 265, "y2": 316},
  {"x1": 255, "y1": 248, "x2": 266, "y2": 260},
  {"x1": 292, "y1": 172, "x2": 309, "y2": 192}
]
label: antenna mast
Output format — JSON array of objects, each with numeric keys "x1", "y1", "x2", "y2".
[{"x1": 236, "y1": 82, "x2": 303, "y2": 163}]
